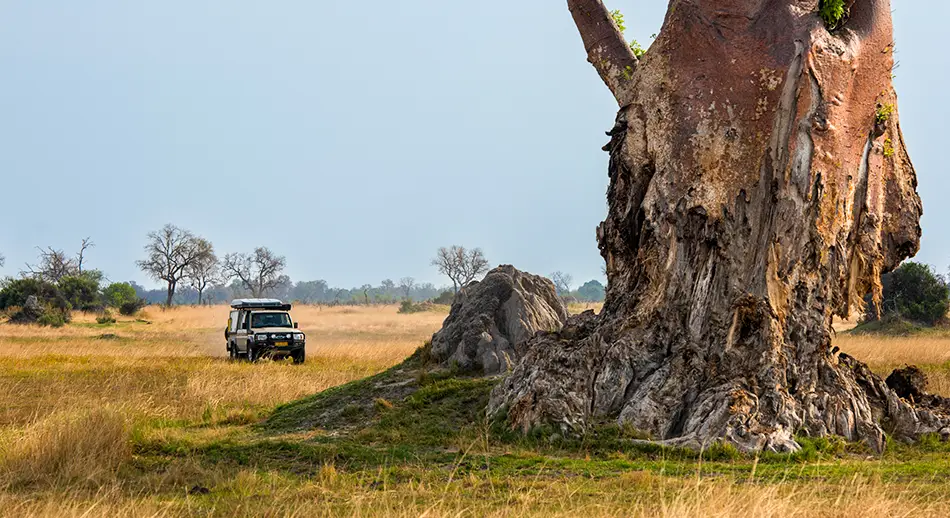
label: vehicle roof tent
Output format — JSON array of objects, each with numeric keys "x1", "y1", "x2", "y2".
[{"x1": 230, "y1": 299, "x2": 292, "y2": 311}]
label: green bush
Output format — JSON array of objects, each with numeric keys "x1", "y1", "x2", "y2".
[
  {"x1": 96, "y1": 311, "x2": 117, "y2": 325},
  {"x1": 59, "y1": 275, "x2": 102, "y2": 312},
  {"x1": 36, "y1": 308, "x2": 68, "y2": 327},
  {"x1": 7, "y1": 296, "x2": 70, "y2": 327},
  {"x1": 0, "y1": 278, "x2": 70, "y2": 313},
  {"x1": 102, "y1": 283, "x2": 138, "y2": 309},
  {"x1": 398, "y1": 300, "x2": 431, "y2": 314},
  {"x1": 431, "y1": 291, "x2": 455, "y2": 306},
  {"x1": 119, "y1": 299, "x2": 147, "y2": 316},
  {"x1": 867, "y1": 262, "x2": 950, "y2": 326}
]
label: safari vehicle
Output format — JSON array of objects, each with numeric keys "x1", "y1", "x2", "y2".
[{"x1": 225, "y1": 299, "x2": 306, "y2": 363}]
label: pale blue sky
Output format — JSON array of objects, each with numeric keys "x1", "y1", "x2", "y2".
[{"x1": 0, "y1": 2, "x2": 946, "y2": 289}]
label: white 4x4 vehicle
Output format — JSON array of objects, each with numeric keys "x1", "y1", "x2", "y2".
[{"x1": 225, "y1": 299, "x2": 306, "y2": 363}]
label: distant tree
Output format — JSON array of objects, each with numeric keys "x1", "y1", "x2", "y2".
[
  {"x1": 576, "y1": 280, "x2": 606, "y2": 302},
  {"x1": 136, "y1": 224, "x2": 215, "y2": 307},
  {"x1": 399, "y1": 277, "x2": 416, "y2": 300},
  {"x1": 550, "y1": 271, "x2": 574, "y2": 296},
  {"x1": 76, "y1": 237, "x2": 94, "y2": 274},
  {"x1": 186, "y1": 245, "x2": 220, "y2": 305},
  {"x1": 103, "y1": 282, "x2": 139, "y2": 309},
  {"x1": 866, "y1": 262, "x2": 950, "y2": 326},
  {"x1": 431, "y1": 246, "x2": 489, "y2": 293},
  {"x1": 22, "y1": 247, "x2": 77, "y2": 283},
  {"x1": 222, "y1": 247, "x2": 287, "y2": 298},
  {"x1": 21, "y1": 238, "x2": 95, "y2": 283},
  {"x1": 0, "y1": 252, "x2": 5, "y2": 267},
  {"x1": 293, "y1": 280, "x2": 329, "y2": 303}
]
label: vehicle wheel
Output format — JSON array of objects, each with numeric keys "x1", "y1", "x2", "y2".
[
  {"x1": 247, "y1": 346, "x2": 256, "y2": 362},
  {"x1": 292, "y1": 349, "x2": 305, "y2": 365},
  {"x1": 228, "y1": 344, "x2": 237, "y2": 360}
]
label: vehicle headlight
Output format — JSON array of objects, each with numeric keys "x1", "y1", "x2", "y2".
[
  {"x1": 256, "y1": 334, "x2": 268, "y2": 341},
  {"x1": 293, "y1": 333, "x2": 305, "y2": 341}
]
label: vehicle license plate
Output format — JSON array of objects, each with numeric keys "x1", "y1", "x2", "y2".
[{"x1": 275, "y1": 341, "x2": 288, "y2": 347}]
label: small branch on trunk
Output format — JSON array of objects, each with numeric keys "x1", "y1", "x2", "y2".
[{"x1": 568, "y1": 0, "x2": 639, "y2": 105}]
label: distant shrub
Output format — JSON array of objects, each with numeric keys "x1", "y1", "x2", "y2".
[
  {"x1": 96, "y1": 311, "x2": 117, "y2": 325},
  {"x1": 431, "y1": 291, "x2": 455, "y2": 306},
  {"x1": 35, "y1": 308, "x2": 68, "y2": 328},
  {"x1": 1, "y1": 279, "x2": 71, "y2": 326},
  {"x1": 119, "y1": 298, "x2": 147, "y2": 316},
  {"x1": 0, "y1": 278, "x2": 68, "y2": 312},
  {"x1": 866, "y1": 262, "x2": 950, "y2": 327},
  {"x1": 398, "y1": 300, "x2": 432, "y2": 314},
  {"x1": 59, "y1": 274, "x2": 102, "y2": 312}
]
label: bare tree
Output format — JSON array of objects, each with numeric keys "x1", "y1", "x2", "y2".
[
  {"x1": 0, "y1": 253, "x2": 4, "y2": 267},
  {"x1": 431, "y1": 246, "x2": 489, "y2": 293},
  {"x1": 222, "y1": 247, "x2": 287, "y2": 298},
  {"x1": 21, "y1": 238, "x2": 96, "y2": 282},
  {"x1": 22, "y1": 247, "x2": 77, "y2": 283},
  {"x1": 399, "y1": 277, "x2": 416, "y2": 300},
  {"x1": 549, "y1": 271, "x2": 574, "y2": 298},
  {"x1": 76, "y1": 237, "x2": 94, "y2": 274},
  {"x1": 186, "y1": 242, "x2": 219, "y2": 305},
  {"x1": 136, "y1": 225, "x2": 214, "y2": 307}
]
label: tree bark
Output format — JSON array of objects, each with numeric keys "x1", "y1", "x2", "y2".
[
  {"x1": 165, "y1": 281, "x2": 175, "y2": 308},
  {"x1": 489, "y1": 0, "x2": 948, "y2": 452}
]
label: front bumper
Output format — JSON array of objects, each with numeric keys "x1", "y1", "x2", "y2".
[{"x1": 255, "y1": 341, "x2": 305, "y2": 356}]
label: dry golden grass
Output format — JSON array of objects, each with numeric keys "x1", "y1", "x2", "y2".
[
  {"x1": 0, "y1": 305, "x2": 445, "y2": 426},
  {"x1": 0, "y1": 408, "x2": 130, "y2": 488},
  {"x1": 2, "y1": 303, "x2": 950, "y2": 516},
  {"x1": 0, "y1": 469, "x2": 947, "y2": 517}
]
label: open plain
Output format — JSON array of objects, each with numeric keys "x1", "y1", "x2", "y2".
[{"x1": 2, "y1": 304, "x2": 950, "y2": 516}]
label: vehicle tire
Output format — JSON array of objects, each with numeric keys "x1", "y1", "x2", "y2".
[
  {"x1": 228, "y1": 343, "x2": 237, "y2": 360},
  {"x1": 292, "y1": 349, "x2": 305, "y2": 365},
  {"x1": 247, "y1": 346, "x2": 256, "y2": 362}
]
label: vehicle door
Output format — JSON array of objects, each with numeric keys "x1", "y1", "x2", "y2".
[
  {"x1": 235, "y1": 311, "x2": 251, "y2": 352},
  {"x1": 227, "y1": 311, "x2": 238, "y2": 342}
]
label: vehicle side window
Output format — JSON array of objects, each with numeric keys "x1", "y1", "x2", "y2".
[
  {"x1": 228, "y1": 311, "x2": 239, "y2": 332},
  {"x1": 236, "y1": 312, "x2": 247, "y2": 331}
]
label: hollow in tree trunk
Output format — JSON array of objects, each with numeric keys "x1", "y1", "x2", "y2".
[{"x1": 489, "y1": 0, "x2": 950, "y2": 452}]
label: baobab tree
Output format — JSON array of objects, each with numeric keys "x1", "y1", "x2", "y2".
[{"x1": 490, "y1": 0, "x2": 947, "y2": 452}]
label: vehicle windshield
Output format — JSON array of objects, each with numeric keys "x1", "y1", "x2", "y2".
[{"x1": 250, "y1": 312, "x2": 293, "y2": 328}]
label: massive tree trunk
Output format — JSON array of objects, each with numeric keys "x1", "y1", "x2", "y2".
[{"x1": 489, "y1": 0, "x2": 949, "y2": 452}]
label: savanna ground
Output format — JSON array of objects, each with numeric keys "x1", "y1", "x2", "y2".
[{"x1": 2, "y1": 304, "x2": 950, "y2": 516}]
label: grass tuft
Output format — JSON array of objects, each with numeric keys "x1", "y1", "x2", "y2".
[{"x1": 0, "y1": 408, "x2": 130, "y2": 488}]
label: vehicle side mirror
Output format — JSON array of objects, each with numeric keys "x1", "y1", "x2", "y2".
[{"x1": 293, "y1": 322, "x2": 299, "y2": 328}]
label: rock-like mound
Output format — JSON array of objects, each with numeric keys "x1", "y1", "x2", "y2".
[{"x1": 430, "y1": 265, "x2": 568, "y2": 375}]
